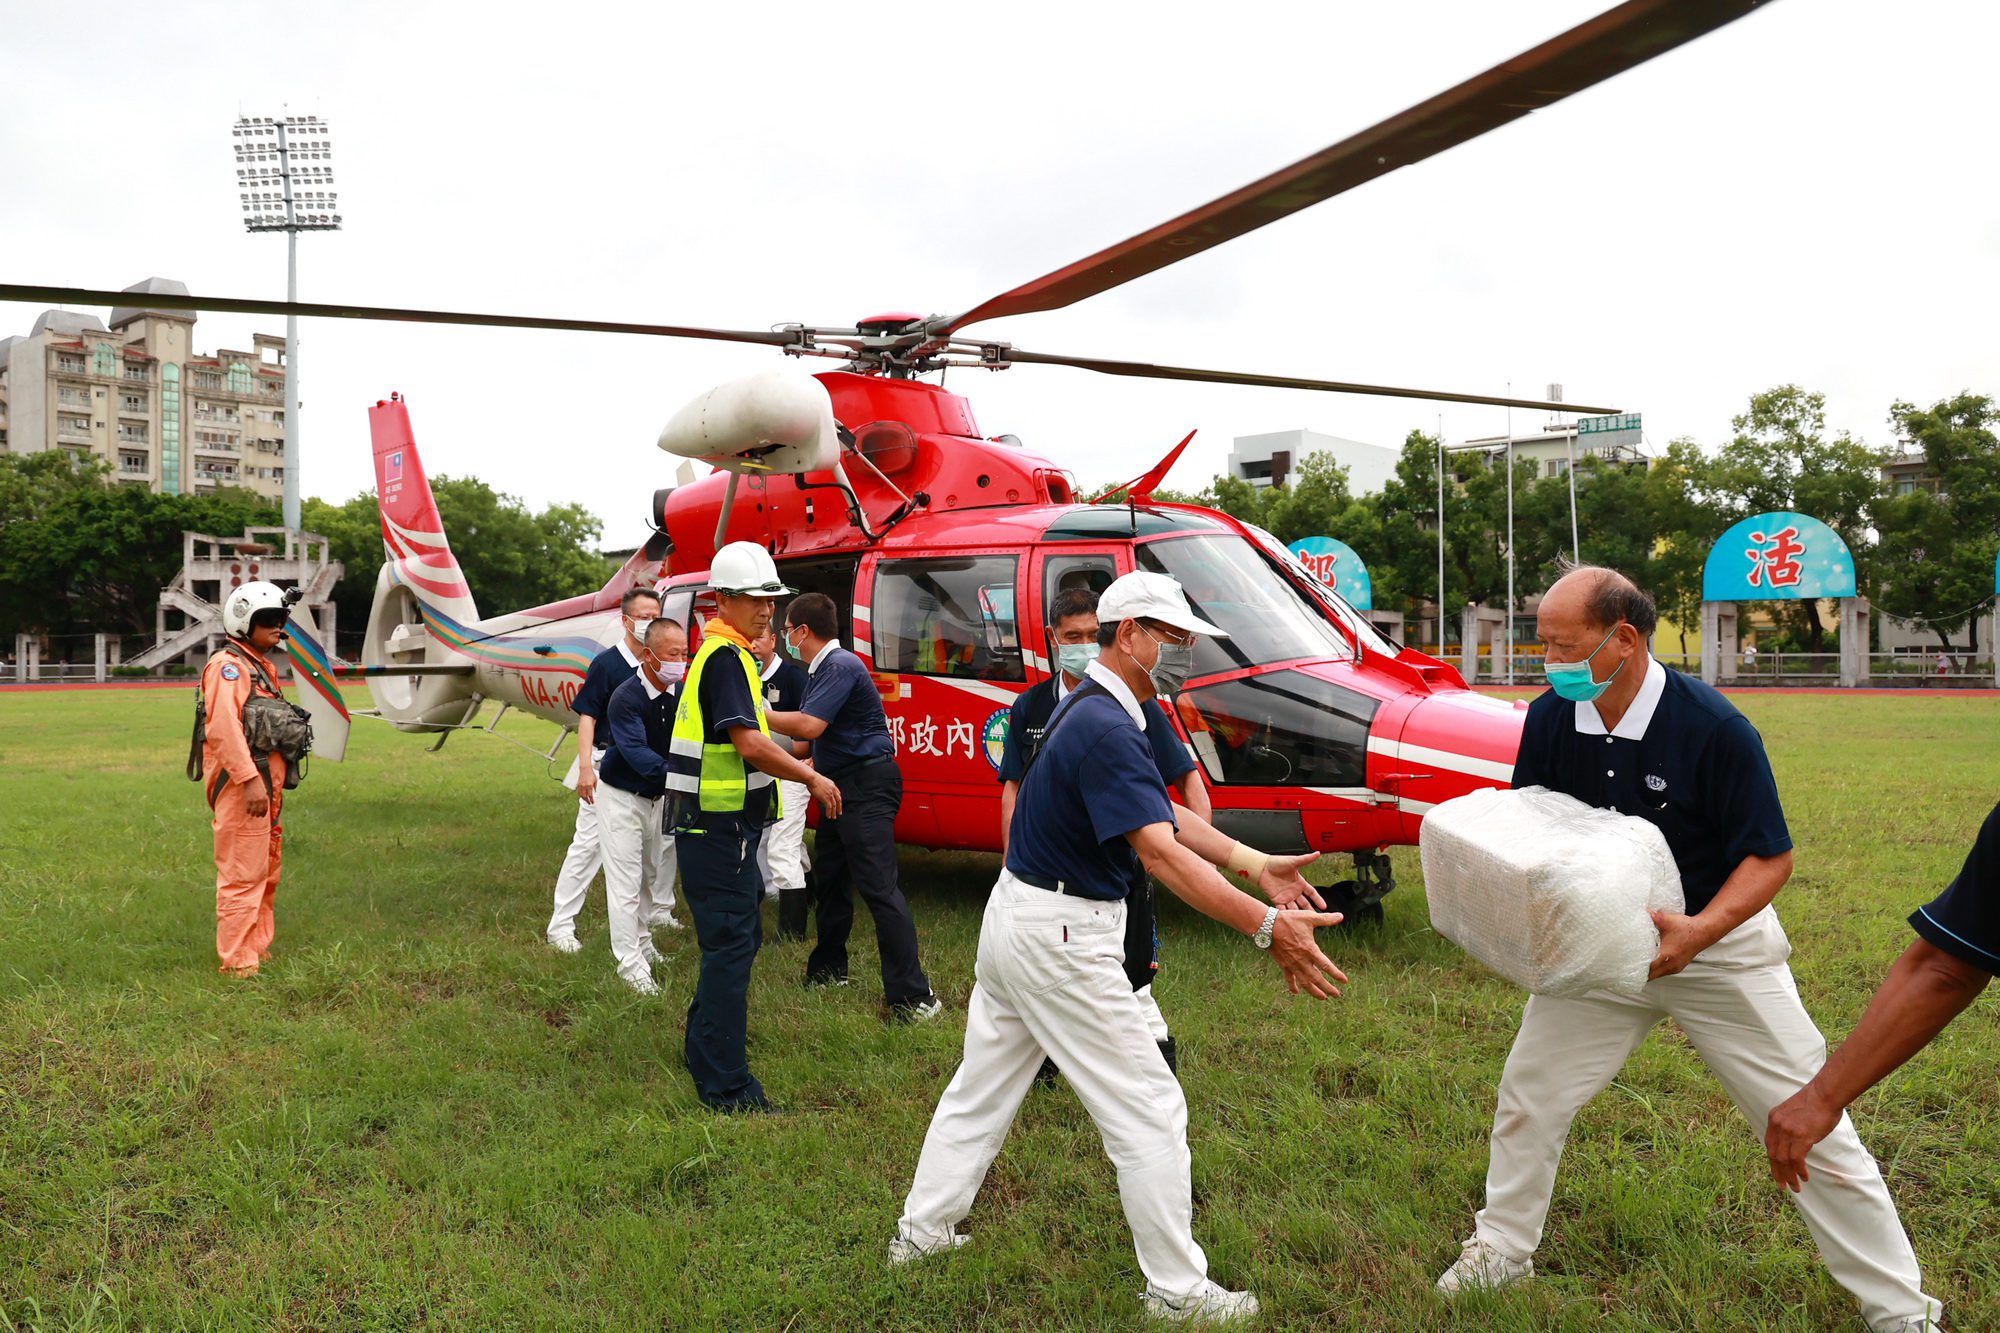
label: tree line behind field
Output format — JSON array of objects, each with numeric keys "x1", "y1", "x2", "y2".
[
  {"x1": 4, "y1": 383, "x2": 1994, "y2": 660},
  {"x1": 1095, "y1": 386, "x2": 2000, "y2": 657},
  {"x1": 0, "y1": 462, "x2": 612, "y2": 656}
]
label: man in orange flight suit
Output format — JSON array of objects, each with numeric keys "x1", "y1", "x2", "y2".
[{"x1": 198, "y1": 581, "x2": 296, "y2": 977}]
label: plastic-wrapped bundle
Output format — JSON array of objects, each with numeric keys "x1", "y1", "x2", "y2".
[{"x1": 1420, "y1": 786, "x2": 1685, "y2": 997}]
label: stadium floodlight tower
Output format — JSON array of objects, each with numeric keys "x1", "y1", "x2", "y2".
[{"x1": 232, "y1": 113, "x2": 341, "y2": 533}]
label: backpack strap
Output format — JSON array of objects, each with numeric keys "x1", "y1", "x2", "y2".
[{"x1": 1021, "y1": 678, "x2": 1111, "y2": 776}]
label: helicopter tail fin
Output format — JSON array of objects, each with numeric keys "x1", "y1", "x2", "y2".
[
  {"x1": 359, "y1": 396, "x2": 486, "y2": 733},
  {"x1": 368, "y1": 395, "x2": 480, "y2": 623}
]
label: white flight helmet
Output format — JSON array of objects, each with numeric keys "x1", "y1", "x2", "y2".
[
  {"x1": 221, "y1": 580, "x2": 291, "y2": 638},
  {"x1": 709, "y1": 541, "x2": 793, "y2": 597}
]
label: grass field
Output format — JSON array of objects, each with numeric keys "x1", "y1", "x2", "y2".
[{"x1": 1, "y1": 686, "x2": 1995, "y2": 1331}]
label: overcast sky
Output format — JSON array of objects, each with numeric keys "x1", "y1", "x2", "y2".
[{"x1": 5, "y1": 1, "x2": 1994, "y2": 545}]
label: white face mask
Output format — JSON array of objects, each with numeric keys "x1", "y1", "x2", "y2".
[
  {"x1": 625, "y1": 614, "x2": 655, "y2": 641},
  {"x1": 656, "y1": 660, "x2": 688, "y2": 684}
]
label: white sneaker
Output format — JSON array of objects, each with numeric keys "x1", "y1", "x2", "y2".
[
  {"x1": 1141, "y1": 1280, "x2": 1259, "y2": 1324},
  {"x1": 627, "y1": 975, "x2": 661, "y2": 997},
  {"x1": 653, "y1": 912, "x2": 684, "y2": 930},
  {"x1": 639, "y1": 937, "x2": 666, "y2": 966},
  {"x1": 896, "y1": 997, "x2": 946, "y2": 1024},
  {"x1": 547, "y1": 936, "x2": 582, "y2": 955},
  {"x1": 1435, "y1": 1236, "x2": 1533, "y2": 1294},
  {"x1": 886, "y1": 1233, "x2": 970, "y2": 1266}
]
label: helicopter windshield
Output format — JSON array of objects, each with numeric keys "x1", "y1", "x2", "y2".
[
  {"x1": 1135, "y1": 534, "x2": 1352, "y2": 676},
  {"x1": 1240, "y1": 523, "x2": 1404, "y2": 657}
]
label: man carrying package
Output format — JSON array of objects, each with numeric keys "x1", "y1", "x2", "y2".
[{"x1": 1437, "y1": 565, "x2": 1941, "y2": 1333}]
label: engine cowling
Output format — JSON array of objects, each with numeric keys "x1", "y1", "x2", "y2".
[{"x1": 657, "y1": 371, "x2": 839, "y2": 476}]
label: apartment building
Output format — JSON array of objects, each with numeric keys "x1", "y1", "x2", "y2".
[{"x1": 0, "y1": 277, "x2": 286, "y2": 501}]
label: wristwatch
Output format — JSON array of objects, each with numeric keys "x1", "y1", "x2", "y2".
[{"x1": 1252, "y1": 905, "x2": 1280, "y2": 950}]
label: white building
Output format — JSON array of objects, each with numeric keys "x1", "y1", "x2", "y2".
[
  {"x1": 0, "y1": 278, "x2": 288, "y2": 501},
  {"x1": 1229, "y1": 428, "x2": 1399, "y2": 495}
]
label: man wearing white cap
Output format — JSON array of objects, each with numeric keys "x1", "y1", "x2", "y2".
[{"x1": 891, "y1": 570, "x2": 1348, "y2": 1324}]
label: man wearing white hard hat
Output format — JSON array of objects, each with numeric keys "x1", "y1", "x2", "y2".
[
  {"x1": 892, "y1": 570, "x2": 1348, "y2": 1324},
  {"x1": 666, "y1": 542, "x2": 842, "y2": 1111}
]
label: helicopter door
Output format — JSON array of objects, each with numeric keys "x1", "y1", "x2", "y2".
[{"x1": 861, "y1": 550, "x2": 1030, "y2": 850}]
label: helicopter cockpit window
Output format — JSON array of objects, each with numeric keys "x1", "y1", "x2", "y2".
[
  {"x1": 1135, "y1": 535, "x2": 1351, "y2": 677},
  {"x1": 1175, "y1": 670, "x2": 1376, "y2": 789},
  {"x1": 873, "y1": 556, "x2": 1025, "y2": 682}
]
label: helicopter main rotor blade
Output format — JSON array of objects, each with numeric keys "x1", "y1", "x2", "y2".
[
  {"x1": 937, "y1": 0, "x2": 1767, "y2": 336},
  {"x1": 0, "y1": 284, "x2": 797, "y2": 347},
  {"x1": 1001, "y1": 348, "x2": 1617, "y2": 415}
]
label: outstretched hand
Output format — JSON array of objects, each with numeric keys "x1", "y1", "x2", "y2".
[
  {"x1": 1257, "y1": 852, "x2": 1325, "y2": 910},
  {"x1": 1269, "y1": 910, "x2": 1347, "y2": 998}
]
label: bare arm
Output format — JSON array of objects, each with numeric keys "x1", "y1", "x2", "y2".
[
  {"x1": 1765, "y1": 939, "x2": 1990, "y2": 1191},
  {"x1": 574, "y1": 714, "x2": 599, "y2": 803},
  {"x1": 1650, "y1": 850, "x2": 1793, "y2": 979},
  {"x1": 765, "y1": 709, "x2": 827, "y2": 740},
  {"x1": 727, "y1": 725, "x2": 842, "y2": 817},
  {"x1": 1126, "y1": 821, "x2": 1346, "y2": 998},
  {"x1": 1175, "y1": 769, "x2": 1212, "y2": 823},
  {"x1": 1000, "y1": 780, "x2": 1018, "y2": 860},
  {"x1": 1165, "y1": 803, "x2": 1326, "y2": 910}
]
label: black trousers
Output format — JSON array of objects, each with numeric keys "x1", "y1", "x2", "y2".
[
  {"x1": 805, "y1": 761, "x2": 933, "y2": 1005},
  {"x1": 679, "y1": 818, "x2": 769, "y2": 1110}
]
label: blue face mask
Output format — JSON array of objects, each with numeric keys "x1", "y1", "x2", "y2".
[
  {"x1": 1055, "y1": 642, "x2": 1099, "y2": 678},
  {"x1": 1544, "y1": 624, "x2": 1626, "y2": 702}
]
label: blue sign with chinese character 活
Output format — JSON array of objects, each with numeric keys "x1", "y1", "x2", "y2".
[
  {"x1": 1288, "y1": 536, "x2": 1372, "y2": 611},
  {"x1": 1702, "y1": 511, "x2": 1856, "y2": 602}
]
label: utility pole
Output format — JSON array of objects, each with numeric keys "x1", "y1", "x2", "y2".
[
  {"x1": 233, "y1": 114, "x2": 341, "y2": 533},
  {"x1": 1436, "y1": 414, "x2": 1446, "y2": 656}
]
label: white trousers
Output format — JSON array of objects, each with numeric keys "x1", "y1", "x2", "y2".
[
  {"x1": 898, "y1": 871, "x2": 1209, "y2": 1299},
  {"x1": 1474, "y1": 907, "x2": 1938, "y2": 1330},
  {"x1": 548, "y1": 772, "x2": 677, "y2": 944},
  {"x1": 597, "y1": 783, "x2": 667, "y2": 989},
  {"x1": 757, "y1": 777, "x2": 810, "y2": 897}
]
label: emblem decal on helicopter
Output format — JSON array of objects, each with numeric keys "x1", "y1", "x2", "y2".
[{"x1": 982, "y1": 709, "x2": 1011, "y2": 771}]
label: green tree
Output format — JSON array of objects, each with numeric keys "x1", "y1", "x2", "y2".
[
  {"x1": 0, "y1": 469, "x2": 276, "y2": 643},
  {"x1": 1640, "y1": 438, "x2": 1720, "y2": 661},
  {"x1": 1704, "y1": 386, "x2": 1886, "y2": 654},
  {"x1": 1873, "y1": 393, "x2": 2000, "y2": 654}
]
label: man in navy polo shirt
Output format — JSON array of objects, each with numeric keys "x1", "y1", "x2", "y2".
[
  {"x1": 596, "y1": 618, "x2": 687, "y2": 996},
  {"x1": 999, "y1": 585, "x2": 1211, "y2": 1076},
  {"x1": 546, "y1": 587, "x2": 682, "y2": 953},
  {"x1": 766, "y1": 591, "x2": 940, "y2": 1020},
  {"x1": 893, "y1": 571, "x2": 1345, "y2": 1325},
  {"x1": 1438, "y1": 566, "x2": 1940, "y2": 1333},
  {"x1": 1767, "y1": 799, "x2": 1998, "y2": 1193}
]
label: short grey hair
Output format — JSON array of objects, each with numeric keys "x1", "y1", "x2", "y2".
[
  {"x1": 1553, "y1": 559, "x2": 1658, "y2": 637},
  {"x1": 644, "y1": 617, "x2": 685, "y2": 648}
]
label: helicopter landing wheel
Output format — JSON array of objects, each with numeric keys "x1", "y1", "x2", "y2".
[{"x1": 1322, "y1": 879, "x2": 1386, "y2": 929}]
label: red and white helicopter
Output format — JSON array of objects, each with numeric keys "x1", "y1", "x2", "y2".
[{"x1": 5, "y1": 0, "x2": 1767, "y2": 920}]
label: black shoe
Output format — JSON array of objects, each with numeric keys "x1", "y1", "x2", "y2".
[
  {"x1": 1033, "y1": 1057, "x2": 1060, "y2": 1088},
  {"x1": 804, "y1": 970, "x2": 851, "y2": 989},
  {"x1": 890, "y1": 995, "x2": 945, "y2": 1024},
  {"x1": 706, "y1": 1096, "x2": 781, "y2": 1115},
  {"x1": 1158, "y1": 1036, "x2": 1179, "y2": 1075}
]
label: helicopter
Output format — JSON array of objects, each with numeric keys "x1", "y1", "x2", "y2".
[{"x1": 3, "y1": 0, "x2": 1768, "y2": 919}]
